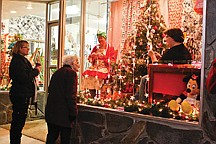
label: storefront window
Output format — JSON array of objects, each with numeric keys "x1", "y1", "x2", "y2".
[
  {"x1": 0, "y1": 1, "x2": 46, "y2": 91},
  {"x1": 78, "y1": 0, "x2": 203, "y2": 124},
  {"x1": 64, "y1": 0, "x2": 82, "y2": 90},
  {"x1": 0, "y1": 0, "x2": 204, "y2": 124},
  {"x1": 84, "y1": 0, "x2": 108, "y2": 70},
  {"x1": 64, "y1": 0, "x2": 81, "y2": 57}
]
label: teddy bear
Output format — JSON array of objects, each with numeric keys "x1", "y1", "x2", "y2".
[{"x1": 168, "y1": 74, "x2": 200, "y2": 115}]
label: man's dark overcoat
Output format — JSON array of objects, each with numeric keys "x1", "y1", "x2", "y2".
[{"x1": 45, "y1": 65, "x2": 78, "y2": 128}]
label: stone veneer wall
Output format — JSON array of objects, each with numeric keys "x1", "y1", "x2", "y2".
[
  {"x1": 75, "y1": 105, "x2": 212, "y2": 144},
  {"x1": 0, "y1": 91, "x2": 46, "y2": 124},
  {"x1": 0, "y1": 91, "x2": 12, "y2": 124}
]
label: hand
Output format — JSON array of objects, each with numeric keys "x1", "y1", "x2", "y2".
[
  {"x1": 90, "y1": 52, "x2": 97, "y2": 57},
  {"x1": 148, "y1": 50, "x2": 158, "y2": 63},
  {"x1": 148, "y1": 50, "x2": 154, "y2": 57},
  {"x1": 35, "y1": 65, "x2": 42, "y2": 72},
  {"x1": 154, "y1": 52, "x2": 162, "y2": 59}
]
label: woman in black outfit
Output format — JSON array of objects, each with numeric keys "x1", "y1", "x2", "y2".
[
  {"x1": 138, "y1": 28, "x2": 192, "y2": 101},
  {"x1": 9, "y1": 40, "x2": 41, "y2": 144},
  {"x1": 148, "y1": 28, "x2": 192, "y2": 64}
]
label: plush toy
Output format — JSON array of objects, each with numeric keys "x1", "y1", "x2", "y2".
[{"x1": 168, "y1": 74, "x2": 200, "y2": 115}]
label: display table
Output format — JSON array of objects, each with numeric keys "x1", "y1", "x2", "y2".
[{"x1": 148, "y1": 64, "x2": 201, "y2": 103}]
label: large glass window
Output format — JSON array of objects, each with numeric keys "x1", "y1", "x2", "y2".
[
  {"x1": 0, "y1": 1, "x2": 46, "y2": 91},
  {"x1": 77, "y1": 0, "x2": 203, "y2": 125},
  {"x1": 64, "y1": 0, "x2": 81, "y2": 57},
  {"x1": 0, "y1": 0, "x2": 204, "y2": 125},
  {"x1": 84, "y1": 0, "x2": 108, "y2": 70},
  {"x1": 64, "y1": 0, "x2": 82, "y2": 90}
]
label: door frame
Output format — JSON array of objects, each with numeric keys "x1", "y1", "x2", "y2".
[{"x1": 44, "y1": 0, "x2": 66, "y2": 93}]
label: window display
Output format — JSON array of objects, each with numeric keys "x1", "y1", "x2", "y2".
[
  {"x1": 78, "y1": 0, "x2": 202, "y2": 123},
  {"x1": 0, "y1": 0, "x2": 203, "y2": 124}
]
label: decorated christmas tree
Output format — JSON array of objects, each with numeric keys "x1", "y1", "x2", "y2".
[
  {"x1": 113, "y1": 0, "x2": 167, "y2": 95},
  {"x1": 135, "y1": 0, "x2": 167, "y2": 58}
]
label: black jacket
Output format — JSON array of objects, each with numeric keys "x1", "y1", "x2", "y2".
[
  {"x1": 160, "y1": 44, "x2": 192, "y2": 64},
  {"x1": 45, "y1": 65, "x2": 78, "y2": 128},
  {"x1": 9, "y1": 54, "x2": 39, "y2": 98}
]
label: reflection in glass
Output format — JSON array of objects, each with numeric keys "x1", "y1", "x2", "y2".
[
  {"x1": 50, "y1": 26, "x2": 59, "y2": 66},
  {"x1": 50, "y1": 68, "x2": 57, "y2": 79},
  {"x1": 84, "y1": 0, "x2": 108, "y2": 70},
  {"x1": 49, "y1": 2, "x2": 59, "y2": 21},
  {"x1": 65, "y1": 0, "x2": 81, "y2": 57}
]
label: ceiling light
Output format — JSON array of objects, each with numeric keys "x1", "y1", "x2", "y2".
[
  {"x1": 66, "y1": 5, "x2": 79, "y2": 15},
  {"x1": 10, "y1": 11, "x2": 16, "y2": 13},
  {"x1": 26, "y1": 6, "x2": 33, "y2": 10}
]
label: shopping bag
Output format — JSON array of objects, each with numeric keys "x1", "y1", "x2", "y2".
[{"x1": 206, "y1": 58, "x2": 216, "y2": 94}]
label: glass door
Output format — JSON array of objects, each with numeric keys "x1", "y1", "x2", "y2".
[
  {"x1": 46, "y1": 22, "x2": 59, "y2": 85},
  {"x1": 44, "y1": 0, "x2": 61, "y2": 92}
]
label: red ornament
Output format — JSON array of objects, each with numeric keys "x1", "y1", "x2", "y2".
[
  {"x1": 153, "y1": 26, "x2": 158, "y2": 30},
  {"x1": 162, "y1": 34, "x2": 166, "y2": 38},
  {"x1": 158, "y1": 43, "x2": 162, "y2": 47},
  {"x1": 194, "y1": 0, "x2": 203, "y2": 15},
  {"x1": 104, "y1": 103, "x2": 110, "y2": 108}
]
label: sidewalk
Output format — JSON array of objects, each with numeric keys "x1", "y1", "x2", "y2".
[
  {"x1": 0, "y1": 119, "x2": 47, "y2": 144},
  {"x1": 0, "y1": 127, "x2": 45, "y2": 144}
]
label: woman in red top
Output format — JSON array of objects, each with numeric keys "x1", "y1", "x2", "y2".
[{"x1": 82, "y1": 32, "x2": 116, "y2": 97}]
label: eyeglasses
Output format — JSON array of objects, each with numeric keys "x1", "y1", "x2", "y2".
[{"x1": 22, "y1": 46, "x2": 29, "y2": 49}]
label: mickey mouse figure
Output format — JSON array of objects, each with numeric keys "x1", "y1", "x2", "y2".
[{"x1": 168, "y1": 74, "x2": 200, "y2": 115}]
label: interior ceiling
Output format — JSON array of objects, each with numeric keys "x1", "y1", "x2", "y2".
[
  {"x1": 2, "y1": 0, "x2": 48, "y2": 20},
  {"x1": 2, "y1": 0, "x2": 112, "y2": 20},
  {"x1": 2, "y1": 0, "x2": 117, "y2": 27},
  {"x1": 5, "y1": 0, "x2": 54, "y2": 2}
]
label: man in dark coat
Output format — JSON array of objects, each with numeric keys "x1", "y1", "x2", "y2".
[{"x1": 45, "y1": 55, "x2": 79, "y2": 144}]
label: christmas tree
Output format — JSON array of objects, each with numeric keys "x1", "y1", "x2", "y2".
[
  {"x1": 113, "y1": 0, "x2": 167, "y2": 95},
  {"x1": 135, "y1": 0, "x2": 167, "y2": 58}
]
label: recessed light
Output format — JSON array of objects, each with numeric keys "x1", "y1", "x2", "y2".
[
  {"x1": 26, "y1": 6, "x2": 33, "y2": 9},
  {"x1": 66, "y1": 5, "x2": 79, "y2": 15},
  {"x1": 10, "y1": 11, "x2": 16, "y2": 13}
]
